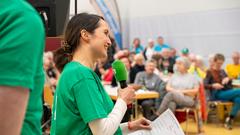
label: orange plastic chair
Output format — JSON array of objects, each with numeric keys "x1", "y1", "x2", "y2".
[{"x1": 43, "y1": 85, "x2": 54, "y2": 109}]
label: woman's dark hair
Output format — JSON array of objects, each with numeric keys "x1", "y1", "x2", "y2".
[
  {"x1": 151, "y1": 53, "x2": 163, "y2": 70},
  {"x1": 53, "y1": 13, "x2": 104, "y2": 72},
  {"x1": 133, "y1": 38, "x2": 140, "y2": 46}
]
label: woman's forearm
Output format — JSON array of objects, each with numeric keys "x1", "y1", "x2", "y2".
[{"x1": 88, "y1": 98, "x2": 127, "y2": 135}]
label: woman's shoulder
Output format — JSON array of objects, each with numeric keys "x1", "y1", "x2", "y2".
[
  {"x1": 61, "y1": 62, "x2": 95, "y2": 80},
  {"x1": 57, "y1": 62, "x2": 97, "y2": 90}
]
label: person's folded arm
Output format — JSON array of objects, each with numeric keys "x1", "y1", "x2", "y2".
[
  {"x1": 181, "y1": 85, "x2": 199, "y2": 97},
  {"x1": 166, "y1": 82, "x2": 176, "y2": 92}
]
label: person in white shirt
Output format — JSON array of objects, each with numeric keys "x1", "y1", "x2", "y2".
[{"x1": 144, "y1": 39, "x2": 155, "y2": 60}]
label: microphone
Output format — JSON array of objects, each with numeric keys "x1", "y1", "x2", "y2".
[
  {"x1": 112, "y1": 60, "x2": 128, "y2": 89},
  {"x1": 112, "y1": 60, "x2": 133, "y2": 110}
]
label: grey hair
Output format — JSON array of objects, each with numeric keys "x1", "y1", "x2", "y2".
[
  {"x1": 176, "y1": 57, "x2": 191, "y2": 69},
  {"x1": 208, "y1": 54, "x2": 215, "y2": 61},
  {"x1": 232, "y1": 51, "x2": 240, "y2": 57},
  {"x1": 196, "y1": 55, "x2": 203, "y2": 61},
  {"x1": 146, "y1": 59, "x2": 157, "y2": 65}
]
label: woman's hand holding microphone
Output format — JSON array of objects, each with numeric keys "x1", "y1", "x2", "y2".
[{"x1": 118, "y1": 86, "x2": 135, "y2": 105}]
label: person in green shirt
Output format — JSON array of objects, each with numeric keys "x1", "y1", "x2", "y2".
[
  {"x1": 0, "y1": 0, "x2": 45, "y2": 135},
  {"x1": 51, "y1": 13, "x2": 152, "y2": 135}
]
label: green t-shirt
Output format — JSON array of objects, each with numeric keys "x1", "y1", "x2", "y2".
[
  {"x1": 0, "y1": 0, "x2": 45, "y2": 135},
  {"x1": 51, "y1": 62, "x2": 122, "y2": 135}
]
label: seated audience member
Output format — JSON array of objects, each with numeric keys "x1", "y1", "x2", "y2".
[
  {"x1": 181, "y1": 48, "x2": 190, "y2": 58},
  {"x1": 152, "y1": 53, "x2": 163, "y2": 70},
  {"x1": 188, "y1": 55, "x2": 207, "y2": 79},
  {"x1": 144, "y1": 38, "x2": 155, "y2": 60},
  {"x1": 129, "y1": 52, "x2": 136, "y2": 63},
  {"x1": 114, "y1": 49, "x2": 130, "y2": 60},
  {"x1": 169, "y1": 48, "x2": 179, "y2": 61},
  {"x1": 204, "y1": 53, "x2": 240, "y2": 130},
  {"x1": 45, "y1": 51, "x2": 54, "y2": 63},
  {"x1": 208, "y1": 54, "x2": 215, "y2": 69},
  {"x1": 134, "y1": 60, "x2": 165, "y2": 120},
  {"x1": 154, "y1": 36, "x2": 170, "y2": 52},
  {"x1": 161, "y1": 58, "x2": 171, "y2": 75},
  {"x1": 44, "y1": 52, "x2": 59, "y2": 88},
  {"x1": 225, "y1": 52, "x2": 240, "y2": 79},
  {"x1": 189, "y1": 53, "x2": 197, "y2": 63},
  {"x1": 156, "y1": 57, "x2": 199, "y2": 115},
  {"x1": 159, "y1": 59, "x2": 173, "y2": 82},
  {"x1": 129, "y1": 54, "x2": 145, "y2": 83},
  {"x1": 131, "y1": 38, "x2": 144, "y2": 54},
  {"x1": 95, "y1": 57, "x2": 113, "y2": 83},
  {"x1": 159, "y1": 48, "x2": 175, "y2": 73},
  {"x1": 102, "y1": 68, "x2": 114, "y2": 83},
  {"x1": 204, "y1": 54, "x2": 216, "y2": 101},
  {"x1": 44, "y1": 52, "x2": 59, "y2": 79}
]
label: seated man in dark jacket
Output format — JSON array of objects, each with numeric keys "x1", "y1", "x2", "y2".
[{"x1": 204, "y1": 53, "x2": 240, "y2": 130}]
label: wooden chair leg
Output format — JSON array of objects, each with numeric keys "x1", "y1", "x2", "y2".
[
  {"x1": 194, "y1": 109, "x2": 200, "y2": 133},
  {"x1": 185, "y1": 109, "x2": 189, "y2": 135}
]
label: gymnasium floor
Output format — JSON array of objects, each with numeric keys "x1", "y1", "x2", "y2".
[
  {"x1": 135, "y1": 110, "x2": 240, "y2": 135},
  {"x1": 180, "y1": 120, "x2": 240, "y2": 135}
]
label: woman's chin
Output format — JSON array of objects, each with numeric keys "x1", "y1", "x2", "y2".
[{"x1": 100, "y1": 53, "x2": 108, "y2": 59}]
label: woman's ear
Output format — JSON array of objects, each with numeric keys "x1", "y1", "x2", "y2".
[{"x1": 80, "y1": 29, "x2": 90, "y2": 42}]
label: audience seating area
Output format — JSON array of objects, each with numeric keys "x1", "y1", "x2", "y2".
[{"x1": 42, "y1": 37, "x2": 240, "y2": 134}]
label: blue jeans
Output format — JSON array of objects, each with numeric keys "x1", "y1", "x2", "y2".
[{"x1": 215, "y1": 89, "x2": 240, "y2": 117}]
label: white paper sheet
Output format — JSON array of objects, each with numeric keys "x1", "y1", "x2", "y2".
[{"x1": 128, "y1": 109, "x2": 185, "y2": 135}]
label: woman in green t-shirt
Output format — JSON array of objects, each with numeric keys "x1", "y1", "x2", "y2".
[{"x1": 51, "y1": 13, "x2": 152, "y2": 135}]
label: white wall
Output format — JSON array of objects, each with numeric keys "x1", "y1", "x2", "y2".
[
  {"x1": 69, "y1": 0, "x2": 131, "y2": 48},
  {"x1": 70, "y1": 0, "x2": 240, "y2": 18},
  {"x1": 127, "y1": 0, "x2": 240, "y2": 17},
  {"x1": 126, "y1": 0, "x2": 240, "y2": 65},
  {"x1": 69, "y1": 0, "x2": 240, "y2": 64},
  {"x1": 69, "y1": 0, "x2": 96, "y2": 18}
]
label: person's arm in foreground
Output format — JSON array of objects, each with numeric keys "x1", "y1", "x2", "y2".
[{"x1": 0, "y1": 86, "x2": 29, "y2": 135}]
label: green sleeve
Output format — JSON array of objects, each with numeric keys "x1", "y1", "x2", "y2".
[
  {"x1": 73, "y1": 78, "x2": 108, "y2": 123},
  {"x1": 0, "y1": 10, "x2": 45, "y2": 90}
]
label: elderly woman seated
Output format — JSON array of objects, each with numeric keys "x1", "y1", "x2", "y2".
[{"x1": 156, "y1": 57, "x2": 199, "y2": 115}]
